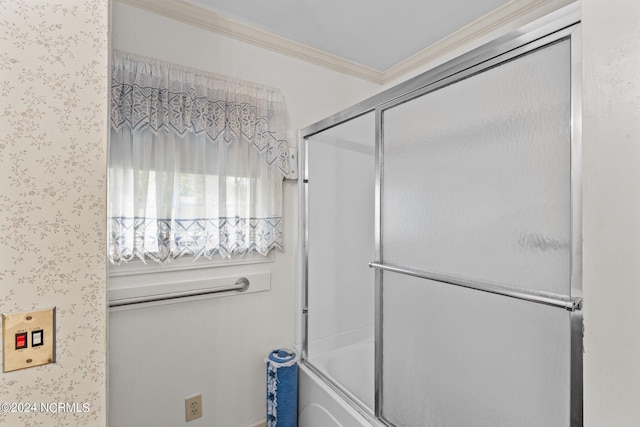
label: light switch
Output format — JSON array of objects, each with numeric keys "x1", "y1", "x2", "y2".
[
  {"x1": 15, "y1": 333, "x2": 27, "y2": 350},
  {"x1": 2, "y1": 308, "x2": 55, "y2": 372},
  {"x1": 31, "y1": 330, "x2": 43, "y2": 347}
]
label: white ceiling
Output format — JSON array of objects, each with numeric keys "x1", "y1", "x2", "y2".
[{"x1": 186, "y1": 0, "x2": 511, "y2": 72}]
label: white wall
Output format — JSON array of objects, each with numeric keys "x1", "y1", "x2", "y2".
[
  {"x1": 582, "y1": 0, "x2": 640, "y2": 425},
  {"x1": 108, "y1": 3, "x2": 379, "y2": 427}
]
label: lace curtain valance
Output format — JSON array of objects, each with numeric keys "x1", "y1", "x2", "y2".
[
  {"x1": 111, "y1": 50, "x2": 290, "y2": 176},
  {"x1": 109, "y1": 51, "x2": 290, "y2": 264}
]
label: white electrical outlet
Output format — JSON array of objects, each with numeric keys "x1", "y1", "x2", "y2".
[{"x1": 185, "y1": 394, "x2": 202, "y2": 422}]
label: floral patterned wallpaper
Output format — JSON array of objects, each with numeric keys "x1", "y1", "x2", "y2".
[{"x1": 0, "y1": 1, "x2": 108, "y2": 425}]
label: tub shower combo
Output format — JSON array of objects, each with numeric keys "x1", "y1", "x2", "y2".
[{"x1": 297, "y1": 5, "x2": 583, "y2": 427}]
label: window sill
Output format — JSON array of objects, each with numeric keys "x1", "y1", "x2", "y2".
[
  {"x1": 108, "y1": 252, "x2": 274, "y2": 277},
  {"x1": 108, "y1": 253, "x2": 274, "y2": 310}
]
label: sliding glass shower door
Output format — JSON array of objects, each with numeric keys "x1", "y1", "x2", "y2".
[
  {"x1": 304, "y1": 112, "x2": 376, "y2": 412},
  {"x1": 300, "y1": 8, "x2": 582, "y2": 427},
  {"x1": 377, "y1": 35, "x2": 581, "y2": 426}
]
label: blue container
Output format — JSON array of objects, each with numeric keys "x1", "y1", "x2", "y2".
[{"x1": 266, "y1": 349, "x2": 298, "y2": 427}]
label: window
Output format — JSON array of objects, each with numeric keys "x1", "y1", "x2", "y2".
[{"x1": 108, "y1": 50, "x2": 290, "y2": 267}]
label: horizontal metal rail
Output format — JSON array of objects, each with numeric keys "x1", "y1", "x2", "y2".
[
  {"x1": 109, "y1": 277, "x2": 250, "y2": 307},
  {"x1": 369, "y1": 262, "x2": 582, "y2": 312}
]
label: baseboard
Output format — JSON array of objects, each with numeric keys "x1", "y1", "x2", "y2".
[{"x1": 245, "y1": 419, "x2": 267, "y2": 427}]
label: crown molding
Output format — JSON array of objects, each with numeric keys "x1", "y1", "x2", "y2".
[
  {"x1": 115, "y1": 0, "x2": 384, "y2": 84},
  {"x1": 116, "y1": 0, "x2": 576, "y2": 86},
  {"x1": 382, "y1": 0, "x2": 576, "y2": 84}
]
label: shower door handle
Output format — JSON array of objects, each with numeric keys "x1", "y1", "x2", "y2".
[{"x1": 369, "y1": 261, "x2": 582, "y2": 312}]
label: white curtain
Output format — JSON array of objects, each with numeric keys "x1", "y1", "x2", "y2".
[{"x1": 109, "y1": 50, "x2": 289, "y2": 264}]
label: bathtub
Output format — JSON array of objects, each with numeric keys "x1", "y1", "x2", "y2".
[{"x1": 298, "y1": 340, "x2": 376, "y2": 427}]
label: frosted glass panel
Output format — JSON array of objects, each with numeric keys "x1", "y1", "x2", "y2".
[
  {"x1": 306, "y1": 112, "x2": 375, "y2": 410},
  {"x1": 382, "y1": 272, "x2": 571, "y2": 427},
  {"x1": 382, "y1": 40, "x2": 571, "y2": 295}
]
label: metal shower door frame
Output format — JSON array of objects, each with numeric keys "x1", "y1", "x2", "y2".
[{"x1": 299, "y1": 4, "x2": 582, "y2": 426}]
